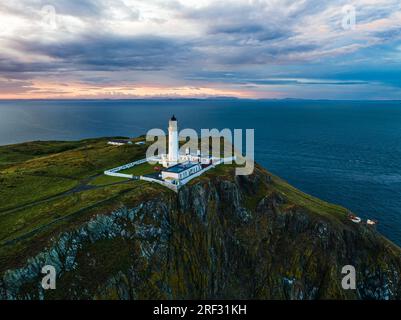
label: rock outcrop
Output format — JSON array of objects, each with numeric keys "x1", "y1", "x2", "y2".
[{"x1": 1, "y1": 165, "x2": 401, "y2": 300}]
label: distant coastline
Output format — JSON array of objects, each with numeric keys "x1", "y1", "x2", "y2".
[{"x1": 1, "y1": 98, "x2": 401, "y2": 102}]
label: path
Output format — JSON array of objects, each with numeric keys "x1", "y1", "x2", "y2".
[{"x1": 0, "y1": 174, "x2": 136, "y2": 217}]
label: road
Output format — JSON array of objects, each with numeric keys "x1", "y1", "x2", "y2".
[
  {"x1": 0, "y1": 173, "x2": 145, "y2": 246},
  {"x1": 0, "y1": 174, "x2": 137, "y2": 217}
]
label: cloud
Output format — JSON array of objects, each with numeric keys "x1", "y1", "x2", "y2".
[
  {"x1": 0, "y1": 77, "x2": 34, "y2": 94},
  {"x1": 7, "y1": 34, "x2": 194, "y2": 72},
  {"x1": 0, "y1": 0, "x2": 401, "y2": 99}
]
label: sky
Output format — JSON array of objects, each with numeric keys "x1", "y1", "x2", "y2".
[{"x1": 0, "y1": 0, "x2": 401, "y2": 100}]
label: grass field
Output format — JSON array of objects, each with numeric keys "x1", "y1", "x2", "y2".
[
  {"x1": 0, "y1": 183, "x2": 138, "y2": 244},
  {"x1": 0, "y1": 180, "x2": 164, "y2": 273},
  {"x1": 271, "y1": 175, "x2": 348, "y2": 222},
  {"x1": 88, "y1": 174, "x2": 130, "y2": 186},
  {"x1": 89, "y1": 161, "x2": 158, "y2": 186},
  {"x1": 0, "y1": 137, "x2": 164, "y2": 273},
  {"x1": 0, "y1": 138, "x2": 149, "y2": 210},
  {"x1": 0, "y1": 174, "x2": 78, "y2": 212},
  {"x1": 120, "y1": 162, "x2": 158, "y2": 176}
]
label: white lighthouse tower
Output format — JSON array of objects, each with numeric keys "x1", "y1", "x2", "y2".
[{"x1": 168, "y1": 115, "x2": 179, "y2": 166}]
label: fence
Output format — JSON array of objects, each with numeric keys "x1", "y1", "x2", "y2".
[
  {"x1": 104, "y1": 156, "x2": 236, "y2": 192},
  {"x1": 140, "y1": 176, "x2": 179, "y2": 192},
  {"x1": 104, "y1": 158, "x2": 148, "y2": 178},
  {"x1": 140, "y1": 156, "x2": 237, "y2": 192}
]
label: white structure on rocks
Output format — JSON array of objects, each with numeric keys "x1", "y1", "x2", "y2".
[
  {"x1": 157, "y1": 115, "x2": 205, "y2": 184},
  {"x1": 160, "y1": 115, "x2": 210, "y2": 168},
  {"x1": 161, "y1": 162, "x2": 202, "y2": 181}
]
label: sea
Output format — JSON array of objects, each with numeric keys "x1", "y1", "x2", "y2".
[{"x1": 1, "y1": 99, "x2": 401, "y2": 246}]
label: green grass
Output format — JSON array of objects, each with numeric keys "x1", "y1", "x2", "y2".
[
  {"x1": 0, "y1": 141, "x2": 84, "y2": 169},
  {"x1": 271, "y1": 175, "x2": 348, "y2": 221},
  {"x1": 89, "y1": 174, "x2": 130, "y2": 186},
  {"x1": 0, "y1": 180, "x2": 163, "y2": 274},
  {"x1": 0, "y1": 173, "x2": 78, "y2": 212},
  {"x1": 0, "y1": 138, "x2": 161, "y2": 273},
  {"x1": 120, "y1": 162, "x2": 158, "y2": 176},
  {"x1": 0, "y1": 138, "x2": 151, "y2": 212},
  {"x1": 0, "y1": 183, "x2": 137, "y2": 244},
  {"x1": 1, "y1": 138, "x2": 148, "y2": 179},
  {"x1": 197, "y1": 163, "x2": 348, "y2": 223}
]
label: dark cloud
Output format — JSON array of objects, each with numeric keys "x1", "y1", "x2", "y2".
[
  {"x1": 185, "y1": 70, "x2": 367, "y2": 86},
  {"x1": 0, "y1": 56, "x2": 59, "y2": 73},
  {"x1": 209, "y1": 22, "x2": 292, "y2": 42},
  {"x1": 6, "y1": 34, "x2": 194, "y2": 73},
  {"x1": 319, "y1": 68, "x2": 401, "y2": 88},
  {"x1": 249, "y1": 79, "x2": 367, "y2": 85}
]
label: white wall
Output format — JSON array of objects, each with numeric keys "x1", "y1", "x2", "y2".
[
  {"x1": 104, "y1": 158, "x2": 148, "y2": 178},
  {"x1": 140, "y1": 176, "x2": 178, "y2": 192},
  {"x1": 105, "y1": 156, "x2": 236, "y2": 192}
]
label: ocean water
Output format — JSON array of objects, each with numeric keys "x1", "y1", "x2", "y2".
[{"x1": 1, "y1": 99, "x2": 401, "y2": 245}]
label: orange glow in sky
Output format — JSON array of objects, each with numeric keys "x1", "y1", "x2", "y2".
[{"x1": 0, "y1": 81, "x2": 255, "y2": 99}]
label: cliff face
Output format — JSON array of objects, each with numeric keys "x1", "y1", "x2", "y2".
[{"x1": 1, "y1": 165, "x2": 401, "y2": 300}]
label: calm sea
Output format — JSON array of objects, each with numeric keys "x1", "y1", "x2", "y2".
[{"x1": 1, "y1": 99, "x2": 401, "y2": 245}]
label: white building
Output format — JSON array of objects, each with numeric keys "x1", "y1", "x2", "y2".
[
  {"x1": 161, "y1": 162, "x2": 202, "y2": 184},
  {"x1": 160, "y1": 115, "x2": 213, "y2": 168},
  {"x1": 167, "y1": 115, "x2": 179, "y2": 165},
  {"x1": 108, "y1": 140, "x2": 133, "y2": 146}
]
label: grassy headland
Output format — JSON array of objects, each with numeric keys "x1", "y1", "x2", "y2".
[{"x1": 0, "y1": 136, "x2": 350, "y2": 275}]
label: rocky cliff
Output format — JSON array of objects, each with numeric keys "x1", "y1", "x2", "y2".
[{"x1": 1, "y1": 164, "x2": 401, "y2": 300}]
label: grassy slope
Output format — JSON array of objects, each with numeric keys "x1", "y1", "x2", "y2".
[
  {"x1": 271, "y1": 175, "x2": 349, "y2": 222},
  {"x1": 120, "y1": 162, "x2": 158, "y2": 176},
  {"x1": 0, "y1": 137, "x2": 165, "y2": 273},
  {"x1": 197, "y1": 163, "x2": 350, "y2": 229},
  {"x1": 0, "y1": 137, "x2": 356, "y2": 274},
  {"x1": 89, "y1": 175, "x2": 130, "y2": 186},
  {"x1": 0, "y1": 138, "x2": 149, "y2": 210}
]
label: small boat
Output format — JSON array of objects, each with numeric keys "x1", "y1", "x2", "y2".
[
  {"x1": 367, "y1": 219, "x2": 378, "y2": 226},
  {"x1": 348, "y1": 214, "x2": 362, "y2": 223}
]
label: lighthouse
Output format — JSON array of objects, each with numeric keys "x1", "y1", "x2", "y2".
[{"x1": 168, "y1": 115, "x2": 179, "y2": 165}]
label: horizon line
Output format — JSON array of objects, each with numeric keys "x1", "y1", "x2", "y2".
[{"x1": 1, "y1": 98, "x2": 401, "y2": 102}]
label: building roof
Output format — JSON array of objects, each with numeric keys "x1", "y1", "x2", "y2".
[
  {"x1": 170, "y1": 115, "x2": 177, "y2": 121},
  {"x1": 163, "y1": 162, "x2": 199, "y2": 173}
]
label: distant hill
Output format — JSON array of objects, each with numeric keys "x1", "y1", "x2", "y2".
[{"x1": 0, "y1": 138, "x2": 401, "y2": 299}]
